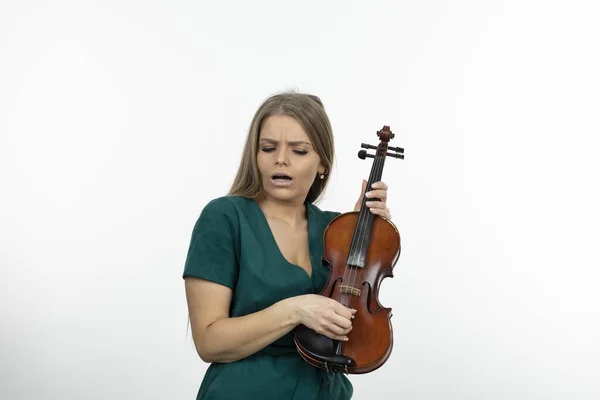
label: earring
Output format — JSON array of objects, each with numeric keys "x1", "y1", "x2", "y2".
[{"x1": 320, "y1": 174, "x2": 325, "y2": 179}]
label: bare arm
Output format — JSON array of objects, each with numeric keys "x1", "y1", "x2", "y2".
[{"x1": 185, "y1": 277, "x2": 354, "y2": 363}]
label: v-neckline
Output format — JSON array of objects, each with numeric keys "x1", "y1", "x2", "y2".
[{"x1": 251, "y1": 198, "x2": 315, "y2": 281}]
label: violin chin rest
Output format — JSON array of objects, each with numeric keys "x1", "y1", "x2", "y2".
[
  {"x1": 323, "y1": 354, "x2": 356, "y2": 367},
  {"x1": 294, "y1": 326, "x2": 356, "y2": 367}
]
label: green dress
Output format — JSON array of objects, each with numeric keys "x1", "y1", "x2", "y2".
[{"x1": 182, "y1": 195, "x2": 353, "y2": 400}]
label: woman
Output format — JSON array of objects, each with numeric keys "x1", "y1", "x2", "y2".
[{"x1": 183, "y1": 92, "x2": 393, "y2": 399}]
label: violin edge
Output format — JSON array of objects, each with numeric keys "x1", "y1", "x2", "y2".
[{"x1": 292, "y1": 314, "x2": 394, "y2": 375}]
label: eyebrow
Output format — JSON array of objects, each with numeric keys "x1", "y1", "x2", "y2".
[{"x1": 259, "y1": 138, "x2": 313, "y2": 147}]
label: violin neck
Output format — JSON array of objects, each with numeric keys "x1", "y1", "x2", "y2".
[{"x1": 346, "y1": 144, "x2": 388, "y2": 268}]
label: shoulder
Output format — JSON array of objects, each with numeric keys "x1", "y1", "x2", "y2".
[
  {"x1": 306, "y1": 201, "x2": 342, "y2": 225},
  {"x1": 193, "y1": 195, "x2": 253, "y2": 232},
  {"x1": 184, "y1": 196, "x2": 247, "y2": 284},
  {"x1": 199, "y1": 195, "x2": 255, "y2": 217}
]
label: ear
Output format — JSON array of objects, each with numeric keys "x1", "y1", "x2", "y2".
[{"x1": 318, "y1": 162, "x2": 327, "y2": 175}]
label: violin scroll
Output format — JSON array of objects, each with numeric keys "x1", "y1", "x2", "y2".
[{"x1": 359, "y1": 126, "x2": 404, "y2": 160}]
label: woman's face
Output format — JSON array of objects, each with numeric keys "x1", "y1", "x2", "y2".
[{"x1": 256, "y1": 114, "x2": 324, "y2": 205}]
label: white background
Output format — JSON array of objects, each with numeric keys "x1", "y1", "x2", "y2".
[{"x1": 1, "y1": 1, "x2": 599, "y2": 399}]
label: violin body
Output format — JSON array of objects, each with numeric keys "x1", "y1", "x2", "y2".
[
  {"x1": 294, "y1": 213, "x2": 400, "y2": 374},
  {"x1": 293, "y1": 125, "x2": 404, "y2": 375}
]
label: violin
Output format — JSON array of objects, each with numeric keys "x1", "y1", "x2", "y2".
[{"x1": 293, "y1": 125, "x2": 404, "y2": 374}]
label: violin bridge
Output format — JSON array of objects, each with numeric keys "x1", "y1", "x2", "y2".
[{"x1": 339, "y1": 285, "x2": 361, "y2": 297}]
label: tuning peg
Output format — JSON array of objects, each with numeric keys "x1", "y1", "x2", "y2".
[
  {"x1": 387, "y1": 152, "x2": 404, "y2": 159},
  {"x1": 361, "y1": 143, "x2": 377, "y2": 150},
  {"x1": 388, "y1": 146, "x2": 404, "y2": 154},
  {"x1": 358, "y1": 150, "x2": 375, "y2": 159}
]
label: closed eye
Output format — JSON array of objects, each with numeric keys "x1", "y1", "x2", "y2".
[{"x1": 260, "y1": 147, "x2": 308, "y2": 155}]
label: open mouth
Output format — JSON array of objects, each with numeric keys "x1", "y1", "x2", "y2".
[{"x1": 271, "y1": 173, "x2": 293, "y2": 186}]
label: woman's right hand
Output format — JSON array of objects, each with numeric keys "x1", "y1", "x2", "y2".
[{"x1": 292, "y1": 294, "x2": 356, "y2": 341}]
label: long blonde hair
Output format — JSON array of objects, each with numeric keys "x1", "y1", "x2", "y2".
[{"x1": 228, "y1": 91, "x2": 335, "y2": 204}]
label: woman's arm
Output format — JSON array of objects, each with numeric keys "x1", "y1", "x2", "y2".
[{"x1": 185, "y1": 277, "x2": 354, "y2": 363}]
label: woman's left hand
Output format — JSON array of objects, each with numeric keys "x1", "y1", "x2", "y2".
[{"x1": 353, "y1": 179, "x2": 391, "y2": 220}]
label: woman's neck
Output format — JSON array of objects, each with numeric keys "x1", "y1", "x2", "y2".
[{"x1": 255, "y1": 194, "x2": 306, "y2": 228}]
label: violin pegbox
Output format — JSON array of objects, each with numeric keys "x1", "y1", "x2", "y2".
[{"x1": 358, "y1": 125, "x2": 405, "y2": 160}]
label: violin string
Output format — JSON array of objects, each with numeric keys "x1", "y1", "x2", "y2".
[
  {"x1": 340, "y1": 171, "x2": 369, "y2": 307},
  {"x1": 340, "y1": 165, "x2": 375, "y2": 306},
  {"x1": 342, "y1": 203, "x2": 361, "y2": 306},
  {"x1": 340, "y1": 209, "x2": 358, "y2": 306},
  {"x1": 345, "y1": 155, "x2": 377, "y2": 305},
  {"x1": 350, "y1": 146, "x2": 386, "y2": 309},
  {"x1": 347, "y1": 149, "x2": 385, "y2": 310},
  {"x1": 345, "y1": 158, "x2": 375, "y2": 309}
]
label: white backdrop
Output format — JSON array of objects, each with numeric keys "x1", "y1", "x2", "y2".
[{"x1": 1, "y1": 1, "x2": 599, "y2": 399}]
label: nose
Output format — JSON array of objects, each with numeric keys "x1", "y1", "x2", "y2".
[{"x1": 275, "y1": 147, "x2": 289, "y2": 165}]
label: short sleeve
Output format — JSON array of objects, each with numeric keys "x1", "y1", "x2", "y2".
[
  {"x1": 182, "y1": 197, "x2": 239, "y2": 289},
  {"x1": 323, "y1": 210, "x2": 341, "y2": 225},
  {"x1": 326, "y1": 210, "x2": 341, "y2": 220}
]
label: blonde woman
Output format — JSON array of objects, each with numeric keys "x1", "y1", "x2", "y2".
[{"x1": 183, "y1": 92, "x2": 393, "y2": 399}]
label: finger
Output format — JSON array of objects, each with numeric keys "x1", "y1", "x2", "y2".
[
  {"x1": 316, "y1": 326, "x2": 349, "y2": 341},
  {"x1": 325, "y1": 321, "x2": 352, "y2": 339},
  {"x1": 327, "y1": 320, "x2": 351, "y2": 336},
  {"x1": 369, "y1": 207, "x2": 391, "y2": 219},
  {"x1": 333, "y1": 302, "x2": 356, "y2": 320},
  {"x1": 329, "y1": 305, "x2": 353, "y2": 327},
  {"x1": 365, "y1": 201, "x2": 387, "y2": 209},
  {"x1": 338, "y1": 323, "x2": 353, "y2": 334},
  {"x1": 325, "y1": 330, "x2": 349, "y2": 341},
  {"x1": 317, "y1": 314, "x2": 349, "y2": 336},
  {"x1": 365, "y1": 189, "x2": 387, "y2": 201},
  {"x1": 371, "y1": 181, "x2": 388, "y2": 190},
  {"x1": 329, "y1": 312, "x2": 353, "y2": 330}
]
